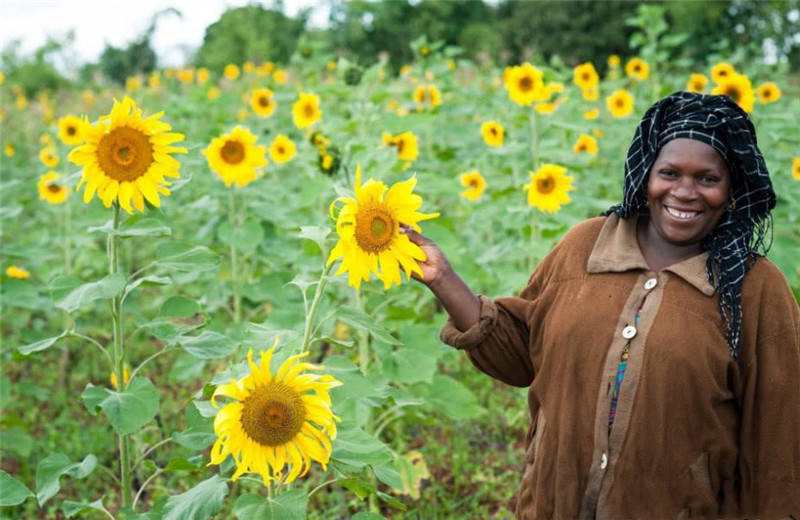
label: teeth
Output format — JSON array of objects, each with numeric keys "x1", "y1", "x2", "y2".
[{"x1": 666, "y1": 207, "x2": 699, "y2": 220}]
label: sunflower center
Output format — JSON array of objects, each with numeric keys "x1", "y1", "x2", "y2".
[
  {"x1": 240, "y1": 382, "x2": 306, "y2": 447},
  {"x1": 67, "y1": 125, "x2": 76, "y2": 136},
  {"x1": 355, "y1": 204, "x2": 396, "y2": 253},
  {"x1": 725, "y1": 86, "x2": 741, "y2": 102},
  {"x1": 615, "y1": 98, "x2": 624, "y2": 108},
  {"x1": 519, "y1": 76, "x2": 533, "y2": 92},
  {"x1": 763, "y1": 89, "x2": 772, "y2": 99},
  {"x1": 47, "y1": 183, "x2": 62, "y2": 193},
  {"x1": 537, "y1": 176, "x2": 555, "y2": 194},
  {"x1": 221, "y1": 140, "x2": 245, "y2": 165},
  {"x1": 303, "y1": 103, "x2": 315, "y2": 118},
  {"x1": 469, "y1": 179, "x2": 479, "y2": 188},
  {"x1": 581, "y1": 72, "x2": 589, "y2": 81},
  {"x1": 258, "y1": 96, "x2": 270, "y2": 107},
  {"x1": 490, "y1": 127, "x2": 498, "y2": 137},
  {"x1": 96, "y1": 126, "x2": 154, "y2": 182},
  {"x1": 277, "y1": 146, "x2": 285, "y2": 155}
]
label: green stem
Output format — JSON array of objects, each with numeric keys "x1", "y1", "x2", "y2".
[
  {"x1": 109, "y1": 203, "x2": 133, "y2": 508},
  {"x1": 528, "y1": 214, "x2": 537, "y2": 274},
  {"x1": 229, "y1": 191, "x2": 242, "y2": 323},
  {"x1": 356, "y1": 291, "x2": 370, "y2": 375},
  {"x1": 301, "y1": 262, "x2": 332, "y2": 352},
  {"x1": 528, "y1": 108, "x2": 539, "y2": 170}
]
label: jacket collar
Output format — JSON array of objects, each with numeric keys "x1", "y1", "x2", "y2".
[{"x1": 587, "y1": 214, "x2": 715, "y2": 296}]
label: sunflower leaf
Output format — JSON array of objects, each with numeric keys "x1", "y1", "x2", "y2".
[
  {"x1": 81, "y1": 377, "x2": 159, "y2": 435},
  {"x1": 55, "y1": 273, "x2": 126, "y2": 313},
  {"x1": 335, "y1": 307, "x2": 401, "y2": 345},
  {"x1": 297, "y1": 225, "x2": 330, "y2": 253},
  {"x1": 35, "y1": 453, "x2": 97, "y2": 505},
  {"x1": 234, "y1": 489, "x2": 308, "y2": 520},
  {"x1": 62, "y1": 499, "x2": 108, "y2": 518},
  {"x1": 426, "y1": 375, "x2": 486, "y2": 420},
  {"x1": 162, "y1": 475, "x2": 228, "y2": 520},
  {"x1": 174, "y1": 331, "x2": 237, "y2": 359},
  {"x1": 16, "y1": 330, "x2": 69, "y2": 355},
  {"x1": 88, "y1": 217, "x2": 171, "y2": 238},
  {"x1": 154, "y1": 242, "x2": 220, "y2": 273},
  {"x1": 0, "y1": 470, "x2": 33, "y2": 506}
]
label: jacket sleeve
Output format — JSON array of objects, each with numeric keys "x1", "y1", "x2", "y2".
[{"x1": 737, "y1": 262, "x2": 800, "y2": 518}]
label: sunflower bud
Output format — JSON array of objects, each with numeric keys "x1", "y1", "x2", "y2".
[{"x1": 344, "y1": 65, "x2": 363, "y2": 86}]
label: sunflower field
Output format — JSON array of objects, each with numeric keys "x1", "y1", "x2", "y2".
[{"x1": 1, "y1": 5, "x2": 799, "y2": 520}]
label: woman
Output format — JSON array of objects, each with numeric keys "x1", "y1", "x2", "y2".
[{"x1": 403, "y1": 92, "x2": 800, "y2": 519}]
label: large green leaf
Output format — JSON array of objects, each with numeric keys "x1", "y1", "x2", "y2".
[
  {"x1": 88, "y1": 217, "x2": 171, "y2": 237},
  {"x1": 17, "y1": 330, "x2": 69, "y2": 356},
  {"x1": 1, "y1": 279, "x2": 41, "y2": 310},
  {"x1": 0, "y1": 470, "x2": 33, "y2": 506},
  {"x1": 331, "y1": 426, "x2": 393, "y2": 469},
  {"x1": 297, "y1": 225, "x2": 330, "y2": 253},
  {"x1": 427, "y1": 375, "x2": 486, "y2": 420},
  {"x1": 62, "y1": 499, "x2": 108, "y2": 518},
  {"x1": 172, "y1": 427, "x2": 215, "y2": 451},
  {"x1": 234, "y1": 489, "x2": 308, "y2": 520},
  {"x1": 162, "y1": 475, "x2": 228, "y2": 520},
  {"x1": 35, "y1": 453, "x2": 97, "y2": 505},
  {"x1": 175, "y1": 331, "x2": 237, "y2": 359},
  {"x1": 56, "y1": 273, "x2": 126, "y2": 313},
  {"x1": 336, "y1": 307, "x2": 401, "y2": 345},
  {"x1": 155, "y1": 242, "x2": 220, "y2": 272},
  {"x1": 81, "y1": 377, "x2": 159, "y2": 435},
  {"x1": 218, "y1": 219, "x2": 264, "y2": 255},
  {"x1": 0, "y1": 427, "x2": 34, "y2": 458},
  {"x1": 159, "y1": 295, "x2": 201, "y2": 318}
]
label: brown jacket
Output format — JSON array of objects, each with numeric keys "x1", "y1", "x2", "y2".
[{"x1": 441, "y1": 215, "x2": 800, "y2": 519}]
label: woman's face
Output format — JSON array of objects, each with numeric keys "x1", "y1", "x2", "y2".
[{"x1": 646, "y1": 138, "x2": 731, "y2": 247}]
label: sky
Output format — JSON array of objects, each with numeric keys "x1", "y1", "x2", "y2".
[{"x1": 0, "y1": 0, "x2": 330, "y2": 68}]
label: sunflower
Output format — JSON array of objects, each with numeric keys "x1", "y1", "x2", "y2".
[
  {"x1": 177, "y1": 69, "x2": 194, "y2": 84},
  {"x1": 505, "y1": 63, "x2": 545, "y2": 106},
  {"x1": 686, "y1": 73, "x2": 708, "y2": 93},
  {"x1": 273, "y1": 69, "x2": 288, "y2": 85},
  {"x1": 318, "y1": 147, "x2": 341, "y2": 176},
  {"x1": 711, "y1": 73, "x2": 754, "y2": 112},
  {"x1": 607, "y1": 55, "x2": 621, "y2": 68},
  {"x1": 224, "y1": 64, "x2": 240, "y2": 80},
  {"x1": 382, "y1": 131, "x2": 419, "y2": 161},
  {"x1": 292, "y1": 93, "x2": 322, "y2": 129},
  {"x1": 258, "y1": 62, "x2": 275, "y2": 76},
  {"x1": 583, "y1": 108, "x2": 599, "y2": 120},
  {"x1": 413, "y1": 86, "x2": 427, "y2": 105},
  {"x1": 756, "y1": 82, "x2": 781, "y2": 104},
  {"x1": 6, "y1": 266, "x2": 29, "y2": 279},
  {"x1": 582, "y1": 87, "x2": 599, "y2": 101},
  {"x1": 208, "y1": 87, "x2": 221, "y2": 100},
  {"x1": 110, "y1": 366, "x2": 130, "y2": 390},
  {"x1": 792, "y1": 157, "x2": 800, "y2": 180},
  {"x1": 711, "y1": 62, "x2": 735, "y2": 84},
  {"x1": 413, "y1": 85, "x2": 441, "y2": 107},
  {"x1": 148, "y1": 72, "x2": 161, "y2": 89},
  {"x1": 197, "y1": 68, "x2": 210, "y2": 84},
  {"x1": 203, "y1": 126, "x2": 267, "y2": 187},
  {"x1": 625, "y1": 57, "x2": 649, "y2": 80},
  {"x1": 573, "y1": 134, "x2": 598, "y2": 155},
  {"x1": 460, "y1": 170, "x2": 487, "y2": 201},
  {"x1": 573, "y1": 63, "x2": 599, "y2": 91},
  {"x1": 243, "y1": 61, "x2": 255, "y2": 74},
  {"x1": 250, "y1": 88, "x2": 277, "y2": 117},
  {"x1": 480, "y1": 121, "x2": 504, "y2": 147},
  {"x1": 57, "y1": 115, "x2": 86, "y2": 145},
  {"x1": 523, "y1": 164, "x2": 574, "y2": 213},
  {"x1": 68, "y1": 97, "x2": 187, "y2": 213},
  {"x1": 5, "y1": 143, "x2": 14, "y2": 156},
  {"x1": 125, "y1": 76, "x2": 141, "y2": 91},
  {"x1": 534, "y1": 102, "x2": 559, "y2": 115},
  {"x1": 16, "y1": 96, "x2": 27, "y2": 110},
  {"x1": 39, "y1": 147, "x2": 59, "y2": 168},
  {"x1": 38, "y1": 171, "x2": 69, "y2": 205},
  {"x1": 209, "y1": 341, "x2": 343, "y2": 484},
  {"x1": 327, "y1": 166, "x2": 439, "y2": 290},
  {"x1": 269, "y1": 134, "x2": 296, "y2": 164},
  {"x1": 606, "y1": 89, "x2": 634, "y2": 118}
]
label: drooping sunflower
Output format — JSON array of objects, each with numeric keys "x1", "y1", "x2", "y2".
[
  {"x1": 755, "y1": 82, "x2": 781, "y2": 104},
  {"x1": 505, "y1": 63, "x2": 545, "y2": 106},
  {"x1": 224, "y1": 64, "x2": 240, "y2": 80},
  {"x1": 792, "y1": 157, "x2": 800, "y2": 180},
  {"x1": 250, "y1": 88, "x2": 277, "y2": 117},
  {"x1": 573, "y1": 134, "x2": 598, "y2": 155},
  {"x1": 607, "y1": 55, "x2": 621, "y2": 69},
  {"x1": 203, "y1": 126, "x2": 267, "y2": 187},
  {"x1": 711, "y1": 73, "x2": 754, "y2": 113},
  {"x1": 711, "y1": 62, "x2": 735, "y2": 84},
  {"x1": 382, "y1": 131, "x2": 419, "y2": 161},
  {"x1": 606, "y1": 89, "x2": 634, "y2": 118},
  {"x1": 269, "y1": 134, "x2": 296, "y2": 164},
  {"x1": 523, "y1": 164, "x2": 574, "y2": 213},
  {"x1": 573, "y1": 62, "x2": 599, "y2": 91},
  {"x1": 37, "y1": 171, "x2": 69, "y2": 205},
  {"x1": 57, "y1": 115, "x2": 86, "y2": 145},
  {"x1": 625, "y1": 57, "x2": 649, "y2": 80},
  {"x1": 40, "y1": 147, "x2": 59, "y2": 168},
  {"x1": 480, "y1": 121, "x2": 504, "y2": 147},
  {"x1": 535, "y1": 101, "x2": 559, "y2": 115},
  {"x1": 460, "y1": 170, "x2": 487, "y2": 201},
  {"x1": 686, "y1": 73, "x2": 708, "y2": 93},
  {"x1": 68, "y1": 97, "x2": 187, "y2": 213},
  {"x1": 292, "y1": 93, "x2": 322, "y2": 129},
  {"x1": 5, "y1": 266, "x2": 30, "y2": 279},
  {"x1": 327, "y1": 166, "x2": 439, "y2": 290},
  {"x1": 209, "y1": 341, "x2": 343, "y2": 484}
]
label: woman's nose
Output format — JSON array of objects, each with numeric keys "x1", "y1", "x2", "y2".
[{"x1": 671, "y1": 177, "x2": 698, "y2": 200}]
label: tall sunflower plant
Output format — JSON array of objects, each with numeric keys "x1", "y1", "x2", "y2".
[{"x1": 14, "y1": 98, "x2": 234, "y2": 514}]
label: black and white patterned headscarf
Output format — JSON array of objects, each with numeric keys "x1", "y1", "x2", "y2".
[{"x1": 605, "y1": 91, "x2": 776, "y2": 359}]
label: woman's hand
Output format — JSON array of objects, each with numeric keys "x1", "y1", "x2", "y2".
[{"x1": 399, "y1": 224, "x2": 452, "y2": 287}]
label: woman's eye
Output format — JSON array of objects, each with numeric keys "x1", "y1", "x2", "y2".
[
  {"x1": 659, "y1": 169, "x2": 677, "y2": 177},
  {"x1": 700, "y1": 176, "x2": 720, "y2": 184}
]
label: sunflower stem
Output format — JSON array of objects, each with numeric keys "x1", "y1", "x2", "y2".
[
  {"x1": 109, "y1": 203, "x2": 133, "y2": 508},
  {"x1": 355, "y1": 291, "x2": 370, "y2": 375},
  {"x1": 301, "y1": 262, "x2": 332, "y2": 352},
  {"x1": 528, "y1": 108, "x2": 539, "y2": 170},
  {"x1": 229, "y1": 190, "x2": 242, "y2": 323}
]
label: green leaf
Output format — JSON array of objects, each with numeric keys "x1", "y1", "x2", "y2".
[
  {"x1": 352, "y1": 513, "x2": 385, "y2": 520},
  {"x1": 338, "y1": 477, "x2": 374, "y2": 500},
  {"x1": 56, "y1": 273, "x2": 126, "y2": 313},
  {"x1": 165, "y1": 457, "x2": 203, "y2": 471},
  {"x1": 123, "y1": 274, "x2": 171, "y2": 300},
  {"x1": 17, "y1": 330, "x2": 69, "y2": 356},
  {"x1": 81, "y1": 377, "x2": 159, "y2": 435},
  {"x1": 175, "y1": 331, "x2": 236, "y2": 359},
  {"x1": 373, "y1": 461, "x2": 403, "y2": 490},
  {"x1": 172, "y1": 427, "x2": 215, "y2": 451},
  {"x1": 218, "y1": 220, "x2": 264, "y2": 255},
  {"x1": 155, "y1": 242, "x2": 220, "y2": 272},
  {"x1": 1, "y1": 279, "x2": 40, "y2": 310},
  {"x1": 336, "y1": 308, "x2": 401, "y2": 345},
  {"x1": 0, "y1": 427, "x2": 34, "y2": 458},
  {"x1": 88, "y1": 217, "x2": 171, "y2": 237},
  {"x1": 0, "y1": 470, "x2": 33, "y2": 506},
  {"x1": 331, "y1": 427, "x2": 393, "y2": 469},
  {"x1": 297, "y1": 225, "x2": 330, "y2": 252},
  {"x1": 35, "y1": 453, "x2": 97, "y2": 505},
  {"x1": 162, "y1": 475, "x2": 228, "y2": 520},
  {"x1": 428, "y1": 375, "x2": 486, "y2": 420},
  {"x1": 234, "y1": 489, "x2": 308, "y2": 520},
  {"x1": 159, "y1": 295, "x2": 201, "y2": 318},
  {"x1": 62, "y1": 499, "x2": 107, "y2": 518}
]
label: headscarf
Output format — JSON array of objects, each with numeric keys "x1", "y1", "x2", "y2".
[{"x1": 605, "y1": 91, "x2": 776, "y2": 359}]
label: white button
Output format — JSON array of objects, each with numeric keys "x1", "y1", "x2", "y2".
[
  {"x1": 644, "y1": 278, "x2": 657, "y2": 290},
  {"x1": 622, "y1": 326, "x2": 637, "y2": 339},
  {"x1": 600, "y1": 452, "x2": 608, "y2": 469}
]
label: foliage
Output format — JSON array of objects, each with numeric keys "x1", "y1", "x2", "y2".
[{"x1": 0, "y1": 38, "x2": 71, "y2": 96}]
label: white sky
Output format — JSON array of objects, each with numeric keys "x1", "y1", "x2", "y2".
[{"x1": 0, "y1": 0, "x2": 329, "y2": 68}]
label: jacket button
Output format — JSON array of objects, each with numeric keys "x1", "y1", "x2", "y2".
[
  {"x1": 600, "y1": 452, "x2": 608, "y2": 469},
  {"x1": 622, "y1": 326, "x2": 637, "y2": 339},
  {"x1": 644, "y1": 278, "x2": 657, "y2": 290}
]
